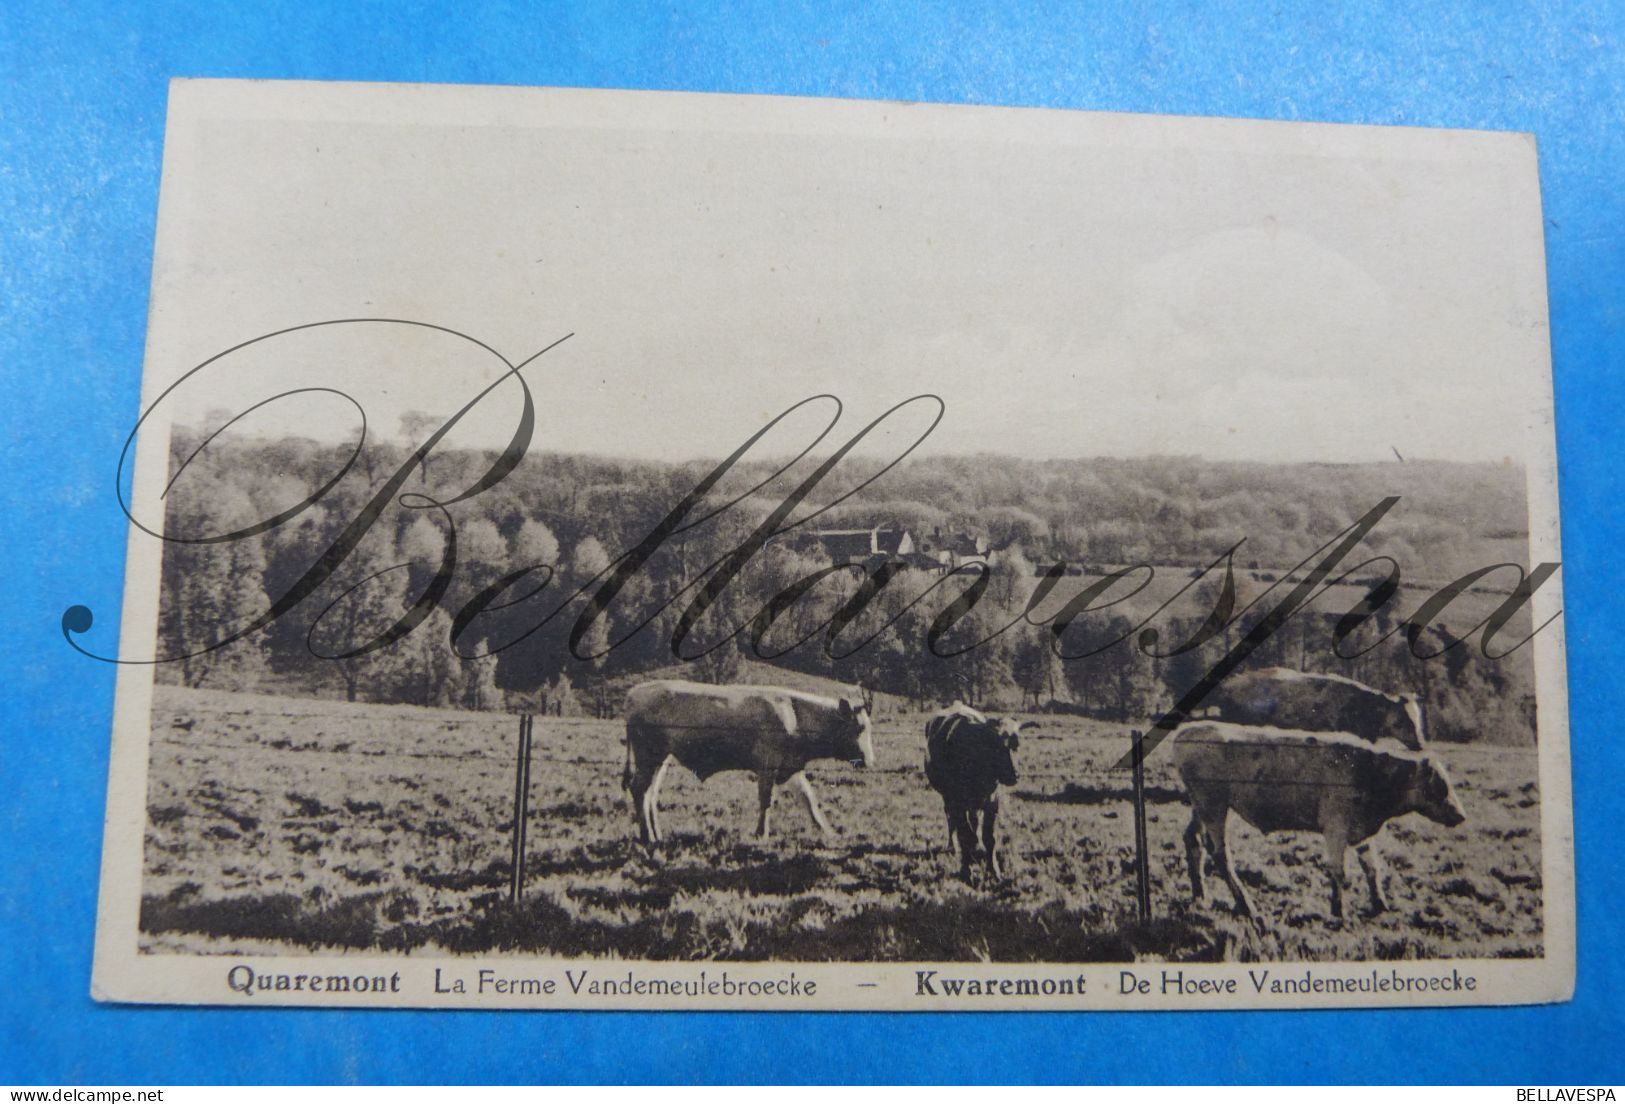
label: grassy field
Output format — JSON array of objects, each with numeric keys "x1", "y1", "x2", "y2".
[{"x1": 139, "y1": 683, "x2": 1545, "y2": 962}]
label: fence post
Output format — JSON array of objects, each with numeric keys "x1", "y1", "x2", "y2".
[
  {"x1": 510, "y1": 714, "x2": 534, "y2": 904},
  {"x1": 1130, "y1": 728, "x2": 1152, "y2": 924}
]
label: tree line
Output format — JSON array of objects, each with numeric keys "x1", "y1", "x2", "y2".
[{"x1": 153, "y1": 428, "x2": 1538, "y2": 744}]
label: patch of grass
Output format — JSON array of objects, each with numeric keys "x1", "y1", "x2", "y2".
[
  {"x1": 141, "y1": 685, "x2": 1548, "y2": 963},
  {"x1": 1017, "y1": 782, "x2": 1186, "y2": 806},
  {"x1": 140, "y1": 889, "x2": 386, "y2": 949},
  {"x1": 284, "y1": 832, "x2": 326, "y2": 855},
  {"x1": 535, "y1": 801, "x2": 596, "y2": 820},
  {"x1": 1437, "y1": 875, "x2": 1502, "y2": 905},
  {"x1": 374, "y1": 889, "x2": 1223, "y2": 962},
  {"x1": 336, "y1": 864, "x2": 387, "y2": 886},
  {"x1": 566, "y1": 884, "x2": 679, "y2": 911},
  {"x1": 285, "y1": 792, "x2": 339, "y2": 818},
  {"x1": 646, "y1": 851, "x2": 830, "y2": 897},
  {"x1": 408, "y1": 860, "x2": 508, "y2": 892}
]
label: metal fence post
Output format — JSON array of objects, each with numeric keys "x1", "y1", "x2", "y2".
[
  {"x1": 510, "y1": 714, "x2": 534, "y2": 904},
  {"x1": 1130, "y1": 728, "x2": 1152, "y2": 923}
]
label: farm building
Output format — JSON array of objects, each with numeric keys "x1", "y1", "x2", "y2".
[
  {"x1": 920, "y1": 527, "x2": 991, "y2": 569},
  {"x1": 790, "y1": 526, "x2": 917, "y2": 564},
  {"x1": 783, "y1": 525, "x2": 999, "y2": 573}
]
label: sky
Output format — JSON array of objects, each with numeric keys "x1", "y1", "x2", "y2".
[{"x1": 144, "y1": 82, "x2": 1555, "y2": 469}]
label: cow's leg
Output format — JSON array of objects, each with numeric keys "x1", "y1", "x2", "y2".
[
  {"x1": 626, "y1": 770, "x2": 653, "y2": 845},
  {"x1": 630, "y1": 783, "x2": 654, "y2": 845},
  {"x1": 638, "y1": 758, "x2": 670, "y2": 845},
  {"x1": 624, "y1": 730, "x2": 650, "y2": 844},
  {"x1": 1322, "y1": 828, "x2": 1351, "y2": 920},
  {"x1": 790, "y1": 771, "x2": 833, "y2": 838},
  {"x1": 1195, "y1": 804, "x2": 1252, "y2": 918},
  {"x1": 981, "y1": 796, "x2": 1003, "y2": 878},
  {"x1": 961, "y1": 808, "x2": 980, "y2": 879},
  {"x1": 1183, "y1": 811, "x2": 1206, "y2": 901},
  {"x1": 1356, "y1": 841, "x2": 1389, "y2": 914},
  {"x1": 755, "y1": 771, "x2": 776, "y2": 839},
  {"x1": 645, "y1": 759, "x2": 670, "y2": 843},
  {"x1": 625, "y1": 739, "x2": 668, "y2": 845},
  {"x1": 950, "y1": 804, "x2": 978, "y2": 879}
]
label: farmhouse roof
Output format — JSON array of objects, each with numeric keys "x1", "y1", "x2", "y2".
[{"x1": 795, "y1": 526, "x2": 914, "y2": 561}]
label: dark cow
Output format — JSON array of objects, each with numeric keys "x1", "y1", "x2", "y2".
[
  {"x1": 923, "y1": 703, "x2": 1032, "y2": 879},
  {"x1": 1205, "y1": 667, "x2": 1426, "y2": 749},
  {"x1": 622, "y1": 680, "x2": 875, "y2": 844},
  {"x1": 1173, "y1": 721, "x2": 1466, "y2": 919}
]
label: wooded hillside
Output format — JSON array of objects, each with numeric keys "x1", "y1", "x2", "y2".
[{"x1": 151, "y1": 429, "x2": 1540, "y2": 743}]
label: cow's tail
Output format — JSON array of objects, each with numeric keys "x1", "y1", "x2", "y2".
[{"x1": 622, "y1": 722, "x2": 635, "y2": 791}]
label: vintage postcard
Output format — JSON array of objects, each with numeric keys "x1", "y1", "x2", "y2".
[{"x1": 85, "y1": 79, "x2": 1572, "y2": 1009}]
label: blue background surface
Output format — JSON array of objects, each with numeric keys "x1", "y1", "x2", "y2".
[{"x1": 2, "y1": 0, "x2": 1621, "y2": 1085}]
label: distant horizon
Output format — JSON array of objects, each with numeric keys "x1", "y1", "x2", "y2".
[{"x1": 167, "y1": 419, "x2": 1532, "y2": 473}]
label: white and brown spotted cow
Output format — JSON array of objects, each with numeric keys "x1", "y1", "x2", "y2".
[{"x1": 622, "y1": 680, "x2": 874, "y2": 844}]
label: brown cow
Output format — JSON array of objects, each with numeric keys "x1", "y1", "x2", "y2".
[
  {"x1": 622, "y1": 680, "x2": 874, "y2": 844},
  {"x1": 1205, "y1": 667, "x2": 1426, "y2": 750},
  {"x1": 923, "y1": 703, "x2": 1032, "y2": 878},
  {"x1": 1173, "y1": 721, "x2": 1466, "y2": 919}
]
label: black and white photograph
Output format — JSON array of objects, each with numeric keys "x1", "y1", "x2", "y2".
[{"x1": 88, "y1": 80, "x2": 1572, "y2": 1008}]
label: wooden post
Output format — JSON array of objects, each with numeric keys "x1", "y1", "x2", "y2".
[
  {"x1": 510, "y1": 714, "x2": 534, "y2": 904},
  {"x1": 1130, "y1": 728, "x2": 1152, "y2": 923}
]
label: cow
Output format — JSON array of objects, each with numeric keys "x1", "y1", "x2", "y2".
[
  {"x1": 622, "y1": 679, "x2": 875, "y2": 845},
  {"x1": 1172, "y1": 721, "x2": 1466, "y2": 920},
  {"x1": 1204, "y1": 667, "x2": 1427, "y2": 750},
  {"x1": 923, "y1": 703, "x2": 1032, "y2": 879}
]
